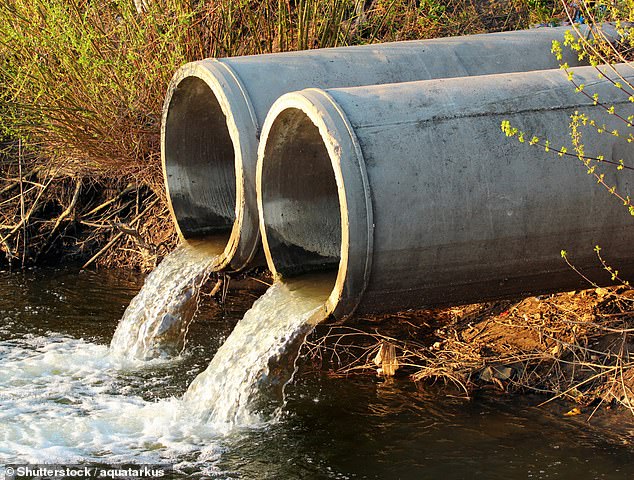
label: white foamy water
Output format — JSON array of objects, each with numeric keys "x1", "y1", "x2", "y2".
[
  {"x1": 110, "y1": 240, "x2": 222, "y2": 360},
  {"x1": 0, "y1": 268, "x2": 333, "y2": 465},
  {"x1": 183, "y1": 275, "x2": 333, "y2": 430},
  {"x1": 0, "y1": 334, "x2": 224, "y2": 466}
]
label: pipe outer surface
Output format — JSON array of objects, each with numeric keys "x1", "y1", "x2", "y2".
[{"x1": 257, "y1": 64, "x2": 634, "y2": 319}]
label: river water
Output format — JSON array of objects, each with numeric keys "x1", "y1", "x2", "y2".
[{"x1": 1, "y1": 268, "x2": 633, "y2": 479}]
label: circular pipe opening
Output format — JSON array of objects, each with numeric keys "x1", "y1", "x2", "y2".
[
  {"x1": 258, "y1": 90, "x2": 373, "y2": 319},
  {"x1": 260, "y1": 107, "x2": 342, "y2": 279},
  {"x1": 163, "y1": 75, "x2": 236, "y2": 244}
]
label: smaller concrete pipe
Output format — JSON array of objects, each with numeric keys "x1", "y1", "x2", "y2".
[
  {"x1": 162, "y1": 25, "x2": 601, "y2": 271},
  {"x1": 257, "y1": 64, "x2": 634, "y2": 319}
]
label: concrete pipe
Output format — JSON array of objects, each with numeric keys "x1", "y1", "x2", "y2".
[
  {"x1": 161, "y1": 25, "x2": 603, "y2": 271},
  {"x1": 257, "y1": 64, "x2": 634, "y2": 319}
]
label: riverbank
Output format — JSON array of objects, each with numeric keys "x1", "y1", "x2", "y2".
[
  {"x1": 151, "y1": 267, "x2": 634, "y2": 419},
  {"x1": 303, "y1": 283, "x2": 634, "y2": 418}
]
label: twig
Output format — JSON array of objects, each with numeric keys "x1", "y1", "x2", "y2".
[
  {"x1": 0, "y1": 174, "x2": 53, "y2": 247},
  {"x1": 81, "y1": 197, "x2": 159, "y2": 269},
  {"x1": 538, "y1": 366, "x2": 619, "y2": 407},
  {"x1": 37, "y1": 178, "x2": 82, "y2": 260},
  {"x1": 248, "y1": 275, "x2": 273, "y2": 287},
  {"x1": 113, "y1": 221, "x2": 153, "y2": 251},
  {"x1": 82, "y1": 184, "x2": 135, "y2": 217},
  {"x1": 18, "y1": 139, "x2": 26, "y2": 268},
  {"x1": 0, "y1": 165, "x2": 41, "y2": 196}
]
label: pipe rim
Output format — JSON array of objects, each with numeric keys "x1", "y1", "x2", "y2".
[
  {"x1": 161, "y1": 59, "x2": 260, "y2": 271},
  {"x1": 257, "y1": 88, "x2": 374, "y2": 319}
]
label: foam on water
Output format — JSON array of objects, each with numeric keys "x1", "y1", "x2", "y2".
[
  {"x1": 110, "y1": 239, "x2": 222, "y2": 360},
  {"x1": 1, "y1": 260, "x2": 333, "y2": 464},
  {"x1": 184, "y1": 274, "x2": 333, "y2": 430},
  {"x1": 0, "y1": 334, "x2": 223, "y2": 465}
]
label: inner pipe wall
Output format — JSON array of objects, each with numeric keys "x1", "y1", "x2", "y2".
[
  {"x1": 163, "y1": 76, "x2": 236, "y2": 238},
  {"x1": 259, "y1": 108, "x2": 341, "y2": 276}
]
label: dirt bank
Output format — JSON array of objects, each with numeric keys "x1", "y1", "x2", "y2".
[
  {"x1": 0, "y1": 146, "x2": 177, "y2": 271},
  {"x1": 304, "y1": 285, "x2": 634, "y2": 418}
]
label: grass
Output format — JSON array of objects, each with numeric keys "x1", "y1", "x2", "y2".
[{"x1": 0, "y1": 0, "x2": 542, "y2": 183}]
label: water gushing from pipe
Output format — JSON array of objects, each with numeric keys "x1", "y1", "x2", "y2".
[
  {"x1": 110, "y1": 240, "x2": 334, "y2": 426},
  {"x1": 110, "y1": 239, "x2": 223, "y2": 360},
  {"x1": 183, "y1": 274, "x2": 333, "y2": 429}
]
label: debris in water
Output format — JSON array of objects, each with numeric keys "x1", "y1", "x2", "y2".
[{"x1": 374, "y1": 341, "x2": 399, "y2": 376}]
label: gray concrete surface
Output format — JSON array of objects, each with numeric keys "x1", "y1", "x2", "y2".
[{"x1": 257, "y1": 64, "x2": 634, "y2": 318}]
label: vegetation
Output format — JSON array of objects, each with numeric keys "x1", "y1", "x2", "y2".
[{"x1": 307, "y1": 279, "x2": 634, "y2": 417}]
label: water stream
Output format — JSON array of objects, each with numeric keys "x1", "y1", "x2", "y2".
[
  {"x1": 109, "y1": 232, "x2": 333, "y2": 426},
  {"x1": 109, "y1": 239, "x2": 223, "y2": 360},
  {"x1": 183, "y1": 274, "x2": 333, "y2": 429}
]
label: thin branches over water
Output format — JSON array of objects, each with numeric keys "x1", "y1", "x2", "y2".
[{"x1": 0, "y1": 142, "x2": 175, "y2": 269}]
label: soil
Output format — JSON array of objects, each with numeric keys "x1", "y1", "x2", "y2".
[{"x1": 306, "y1": 285, "x2": 634, "y2": 418}]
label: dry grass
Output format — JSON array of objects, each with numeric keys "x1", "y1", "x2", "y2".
[
  {"x1": 303, "y1": 286, "x2": 634, "y2": 416},
  {"x1": 0, "y1": 141, "x2": 176, "y2": 269}
]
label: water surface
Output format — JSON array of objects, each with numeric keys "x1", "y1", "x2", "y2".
[{"x1": 0, "y1": 268, "x2": 633, "y2": 479}]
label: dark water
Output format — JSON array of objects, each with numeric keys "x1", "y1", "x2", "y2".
[{"x1": 0, "y1": 268, "x2": 633, "y2": 479}]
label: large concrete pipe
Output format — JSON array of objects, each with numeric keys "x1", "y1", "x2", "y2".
[
  {"x1": 256, "y1": 64, "x2": 634, "y2": 319},
  {"x1": 161, "y1": 25, "x2": 604, "y2": 271}
]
